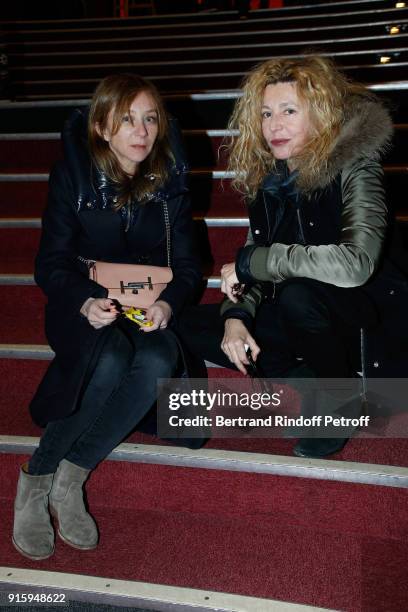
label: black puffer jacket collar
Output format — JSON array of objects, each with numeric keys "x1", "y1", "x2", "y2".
[{"x1": 62, "y1": 108, "x2": 189, "y2": 213}]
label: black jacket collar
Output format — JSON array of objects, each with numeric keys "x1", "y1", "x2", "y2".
[{"x1": 62, "y1": 107, "x2": 189, "y2": 213}]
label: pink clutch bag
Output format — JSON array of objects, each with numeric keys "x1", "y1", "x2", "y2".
[{"x1": 89, "y1": 261, "x2": 173, "y2": 309}]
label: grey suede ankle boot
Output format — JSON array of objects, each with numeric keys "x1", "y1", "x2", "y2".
[
  {"x1": 12, "y1": 464, "x2": 55, "y2": 560},
  {"x1": 49, "y1": 459, "x2": 98, "y2": 550}
]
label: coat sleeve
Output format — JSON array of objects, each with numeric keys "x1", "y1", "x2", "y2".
[
  {"x1": 219, "y1": 227, "x2": 263, "y2": 323},
  {"x1": 34, "y1": 162, "x2": 107, "y2": 314},
  {"x1": 240, "y1": 159, "x2": 388, "y2": 288},
  {"x1": 156, "y1": 192, "x2": 202, "y2": 316}
]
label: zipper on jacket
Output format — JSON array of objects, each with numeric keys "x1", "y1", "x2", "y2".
[
  {"x1": 78, "y1": 255, "x2": 95, "y2": 269},
  {"x1": 296, "y1": 208, "x2": 306, "y2": 244},
  {"x1": 265, "y1": 281, "x2": 276, "y2": 302},
  {"x1": 124, "y1": 205, "x2": 131, "y2": 232}
]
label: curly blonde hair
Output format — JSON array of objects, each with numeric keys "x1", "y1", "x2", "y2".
[{"x1": 226, "y1": 56, "x2": 372, "y2": 199}]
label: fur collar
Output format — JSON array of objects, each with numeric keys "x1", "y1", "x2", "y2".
[{"x1": 298, "y1": 94, "x2": 393, "y2": 193}]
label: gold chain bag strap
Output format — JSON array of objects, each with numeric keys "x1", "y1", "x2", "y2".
[{"x1": 84, "y1": 202, "x2": 173, "y2": 309}]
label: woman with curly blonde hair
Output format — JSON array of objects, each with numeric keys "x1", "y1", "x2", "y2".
[
  {"x1": 227, "y1": 55, "x2": 371, "y2": 198},
  {"x1": 180, "y1": 55, "x2": 408, "y2": 458}
]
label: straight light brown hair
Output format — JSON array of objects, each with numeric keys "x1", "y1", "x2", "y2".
[{"x1": 88, "y1": 73, "x2": 173, "y2": 208}]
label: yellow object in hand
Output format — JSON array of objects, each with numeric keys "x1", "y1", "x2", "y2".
[{"x1": 123, "y1": 307, "x2": 154, "y2": 327}]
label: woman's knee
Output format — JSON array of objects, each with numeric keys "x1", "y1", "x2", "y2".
[
  {"x1": 95, "y1": 327, "x2": 133, "y2": 378},
  {"x1": 132, "y1": 329, "x2": 180, "y2": 377},
  {"x1": 82, "y1": 327, "x2": 134, "y2": 403},
  {"x1": 278, "y1": 281, "x2": 331, "y2": 333}
]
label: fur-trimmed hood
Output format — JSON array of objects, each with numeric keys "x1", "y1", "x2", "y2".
[{"x1": 298, "y1": 94, "x2": 394, "y2": 193}]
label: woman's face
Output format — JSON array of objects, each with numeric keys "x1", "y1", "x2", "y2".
[
  {"x1": 101, "y1": 90, "x2": 159, "y2": 174},
  {"x1": 261, "y1": 82, "x2": 312, "y2": 166}
]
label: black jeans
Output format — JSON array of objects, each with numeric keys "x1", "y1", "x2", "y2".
[
  {"x1": 179, "y1": 278, "x2": 378, "y2": 378},
  {"x1": 28, "y1": 323, "x2": 179, "y2": 475}
]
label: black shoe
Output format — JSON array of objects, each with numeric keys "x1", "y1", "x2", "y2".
[{"x1": 293, "y1": 437, "x2": 348, "y2": 458}]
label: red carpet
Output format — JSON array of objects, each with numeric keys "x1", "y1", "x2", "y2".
[
  {"x1": 1, "y1": 453, "x2": 408, "y2": 611},
  {"x1": 0, "y1": 285, "x2": 221, "y2": 344},
  {"x1": 2, "y1": 359, "x2": 408, "y2": 467},
  {"x1": 0, "y1": 140, "x2": 62, "y2": 173},
  {"x1": 0, "y1": 286, "x2": 47, "y2": 344},
  {"x1": 0, "y1": 183, "x2": 48, "y2": 215},
  {"x1": 0, "y1": 137, "x2": 227, "y2": 173},
  {"x1": 0, "y1": 179, "x2": 246, "y2": 219},
  {"x1": 200, "y1": 287, "x2": 224, "y2": 304},
  {"x1": 0, "y1": 228, "x2": 40, "y2": 274},
  {"x1": 0, "y1": 226, "x2": 246, "y2": 275}
]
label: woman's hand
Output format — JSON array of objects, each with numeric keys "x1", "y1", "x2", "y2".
[
  {"x1": 220, "y1": 262, "x2": 244, "y2": 303},
  {"x1": 141, "y1": 300, "x2": 172, "y2": 332},
  {"x1": 221, "y1": 318, "x2": 260, "y2": 375},
  {"x1": 80, "y1": 298, "x2": 119, "y2": 329}
]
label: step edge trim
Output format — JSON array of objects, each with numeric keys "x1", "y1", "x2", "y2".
[
  {"x1": 0, "y1": 277, "x2": 220, "y2": 287},
  {"x1": 0, "y1": 217, "x2": 249, "y2": 228},
  {"x1": 0, "y1": 345, "x2": 54, "y2": 359},
  {"x1": 1, "y1": 166, "x2": 407, "y2": 181},
  {"x1": 0, "y1": 275, "x2": 35, "y2": 285},
  {"x1": 0, "y1": 567, "x2": 333, "y2": 612},
  {"x1": 0, "y1": 345, "x2": 221, "y2": 360},
  {"x1": 10, "y1": 31, "x2": 408, "y2": 60},
  {"x1": 1, "y1": 81, "x2": 408, "y2": 106},
  {"x1": 0, "y1": 130, "x2": 238, "y2": 139},
  {"x1": 0, "y1": 133, "x2": 60, "y2": 140},
  {"x1": 6, "y1": 6, "x2": 401, "y2": 35},
  {"x1": 12, "y1": 45, "x2": 408, "y2": 72},
  {"x1": 1, "y1": 435, "x2": 408, "y2": 488},
  {"x1": 12, "y1": 63, "x2": 408, "y2": 87}
]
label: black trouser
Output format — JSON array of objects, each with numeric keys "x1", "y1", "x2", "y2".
[
  {"x1": 179, "y1": 278, "x2": 377, "y2": 379},
  {"x1": 28, "y1": 324, "x2": 179, "y2": 475}
]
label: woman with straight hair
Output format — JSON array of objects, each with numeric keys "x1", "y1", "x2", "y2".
[
  {"x1": 180, "y1": 55, "x2": 408, "y2": 457},
  {"x1": 13, "y1": 73, "x2": 201, "y2": 560}
]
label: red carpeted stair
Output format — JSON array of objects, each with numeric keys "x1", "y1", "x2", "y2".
[
  {"x1": 2, "y1": 357, "x2": 408, "y2": 468},
  {"x1": 2, "y1": 2, "x2": 408, "y2": 610},
  {"x1": 0, "y1": 183, "x2": 48, "y2": 217},
  {"x1": 1, "y1": 453, "x2": 408, "y2": 612},
  {"x1": 0, "y1": 226, "x2": 248, "y2": 276},
  {"x1": 0, "y1": 286, "x2": 47, "y2": 344},
  {"x1": 0, "y1": 285, "x2": 224, "y2": 344},
  {"x1": 0, "y1": 176, "x2": 246, "y2": 214}
]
